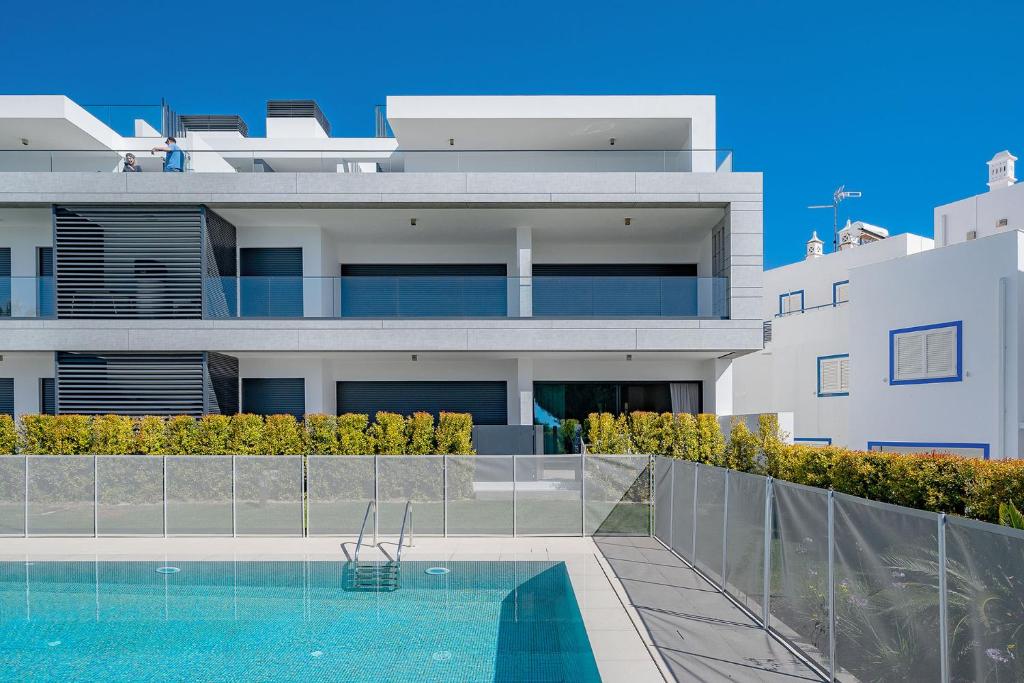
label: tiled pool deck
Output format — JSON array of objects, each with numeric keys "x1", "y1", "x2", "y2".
[{"x1": 0, "y1": 536, "x2": 820, "y2": 682}]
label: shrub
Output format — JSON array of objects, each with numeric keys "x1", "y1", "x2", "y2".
[
  {"x1": 195, "y1": 415, "x2": 231, "y2": 454},
  {"x1": 51, "y1": 415, "x2": 92, "y2": 455},
  {"x1": 134, "y1": 416, "x2": 167, "y2": 455},
  {"x1": 0, "y1": 414, "x2": 16, "y2": 454},
  {"x1": 406, "y1": 412, "x2": 436, "y2": 455},
  {"x1": 370, "y1": 412, "x2": 407, "y2": 455},
  {"x1": 629, "y1": 411, "x2": 663, "y2": 455},
  {"x1": 262, "y1": 414, "x2": 306, "y2": 455},
  {"x1": 695, "y1": 414, "x2": 725, "y2": 466},
  {"x1": 164, "y1": 415, "x2": 199, "y2": 455},
  {"x1": 435, "y1": 412, "x2": 474, "y2": 455},
  {"x1": 758, "y1": 414, "x2": 785, "y2": 469},
  {"x1": 724, "y1": 418, "x2": 760, "y2": 473},
  {"x1": 338, "y1": 413, "x2": 371, "y2": 455},
  {"x1": 19, "y1": 414, "x2": 53, "y2": 454},
  {"x1": 558, "y1": 418, "x2": 581, "y2": 454},
  {"x1": 228, "y1": 414, "x2": 264, "y2": 455},
  {"x1": 91, "y1": 415, "x2": 135, "y2": 455},
  {"x1": 967, "y1": 459, "x2": 1024, "y2": 523},
  {"x1": 305, "y1": 413, "x2": 338, "y2": 455}
]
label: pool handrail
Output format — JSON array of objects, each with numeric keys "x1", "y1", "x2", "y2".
[
  {"x1": 396, "y1": 501, "x2": 413, "y2": 562},
  {"x1": 354, "y1": 500, "x2": 376, "y2": 561}
]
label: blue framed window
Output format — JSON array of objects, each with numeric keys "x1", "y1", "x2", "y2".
[
  {"x1": 868, "y1": 440, "x2": 989, "y2": 459},
  {"x1": 889, "y1": 321, "x2": 962, "y2": 385},
  {"x1": 817, "y1": 354, "x2": 849, "y2": 397},
  {"x1": 795, "y1": 437, "x2": 832, "y2": 446},
  {"x1": 832, "y1": 280, "x2": 849, "y2": 305},
  {"x1": 778, "y1": 290, "x2": 804, "y2": 315}
]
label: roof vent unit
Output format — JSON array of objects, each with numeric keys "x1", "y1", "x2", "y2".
[
  {"x1": 967, "y1": 230, "x2": 978, "y2": 240},
  {"x1": 179, "y1": 115, "x2": 249, "y2": 137},
  {"x1": 266, "y1": 100, "x2": 331, "y2": 138}
]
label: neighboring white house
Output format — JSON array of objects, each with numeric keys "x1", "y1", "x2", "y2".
[
  {"x1": 735, "y1": 151, "x2": 1024, "y2": 459},
  {"x1": 0, "y1": 94, "x2": 764, "y2": 453}
]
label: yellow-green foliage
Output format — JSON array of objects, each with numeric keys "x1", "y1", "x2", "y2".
[
  {"x1": 369, "y1": 412, "x2": 407, "y2": 455},
  {"x1": 262, "y1": 414, "x2": 306, "y2": 455},
  {"x1": 90, "y1": 414, "x2": 135, "y2": 455},
  {"x1": 134, "y1": 416, "x2": 166, "y2": 455},
  {"x1": 51, "y1": 415, "x2": 92, "y2": 455},
  {"x1": 304, "y1": 414, "x2": 339, "y2": 454},
  {"x1": 758, "y1": 413, "x2": 785, "y2": 471},
  {"x1": 695, "y1": 414, "x2": 725, "y2": 466},
  {"x1": 164, "y1": 415, "x2": 199, "y2": 455},
  {"x1": 0, "y1": 414, "x2": 16, "y2": 454},
  {"x1": 338, "y1": 413, "x2": 371, "y2": 455},
  {"x1": 195, "y1": 415, "x2": 231, "y2": 454},
  {"x1": 724, "y1": 418, "x2": 759, "y2": 472},
  {"x1": 228, "y1": 414, "x2": 264, "y2": 455},
  {"x1": 585, "y1": 413, "x2": 631, "y2": 454},
  {"x1": 675, "y1": 413, "x2": 700, "y2": 459},
  {"x1": 628, "y1": 411, "x2": 663, "y2": 455},
  {"x1": 406, "y1": 412, "x2": 436, "y2": 455},
  {"x1": 435, "y1": 412, "x2": 474, "y2": 454},
  {"x1": 18, "y1": 414, "x2": 52, "y2": 454}
]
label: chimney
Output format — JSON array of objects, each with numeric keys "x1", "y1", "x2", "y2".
[
  {"x1": 988, "y1": 150, "x2": 1017, "y2": 191},
  {"x1": 806, "y1": 231, "x2": 824, "y2": 259}
]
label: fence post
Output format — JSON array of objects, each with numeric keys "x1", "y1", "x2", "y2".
[
  {"x1": 373, "y1": 456, "x2": 379, "y2": 540},
  {"x1": 581, "y1": 452, "x2": 586, "y2": 537},
  {"x1": 24, "y1": 456, "x2": 29, "y2": 537},
  {"x1": 827, "y1": 489, "x2": 836, "y2": 681},
  {"x1": 721, "y1": 468, "x2": 730, "y2": 587},
  {"x1": 691, "y1": 464, "x2": 699, "y2": 561},
  {"x1": 231, "y1": 456, "x2": 237, "y2": 538},
  {"x1": 162, "y1": 457, "x2": 167, "y2": 538},
  {"x1": 443, "y1": 454, "x2": 448, "y2": 538},
  {"x1": 512, "y1": 455, "x2": 517, "y2": 537},
  {"x1": 93, "y1": 456, "x2": 98, "y2": 538},
  {"x1": 938, "y1": 513, "x2": 950, "y2": 683},
  {"x1": 668, "y1": 459, "x2": 676, "y2": 549},
  {"x1": 762, "y1": 476, "x2": 773, "y2": 628},
  {"x1": 648, "y1": 454, "x2": 654, "y2": 538},
  {"x1": 301, "y1": 456, "x2": 308, "y2": 538}
]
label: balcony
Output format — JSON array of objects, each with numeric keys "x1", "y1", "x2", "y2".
[
  {"x1": 203, "y1": 276, "x2": 729, "y2": 319},
  {"x1": 0, "y1": 148, "x2": 734, "y2": 174}
]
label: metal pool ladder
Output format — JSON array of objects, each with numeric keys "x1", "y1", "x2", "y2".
[{"x1": 346, "y1": 501, "x2": 411, "y2": 593}]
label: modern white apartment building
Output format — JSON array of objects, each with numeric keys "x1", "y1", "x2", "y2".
[
  {"x1": 735, "y1": 151, "x2": 1024, "y2": 459},
  {"x1": 0, "y1": 94, "x2": 763, "y2": 452}
]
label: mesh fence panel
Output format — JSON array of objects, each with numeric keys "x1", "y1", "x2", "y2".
[
  {"x1": 306, "y1": 456, "x2": 374, "y2": 535},
  {"x1": 724, "y1": 469, "x2": 766, "y2": 615},
  {"x1": 0, "y1": 457, "x2": 25, "y2": 536},
  {"x1": 165, "y1": 456, "x2": 232, "y2": 536},
  {"x1": 770, "y1": 480, "x2": 830, "y2": 672},
  {"x1": 515, "y1": 455, "x2": 582, "y2": 535},
  {"x1": 235, "y1": 457, "x2": 303, "y2": 536},
  {"x1": 833, "y1": 494, "x2": 941, "y2": 683},
  {"x1": 446, "y1": 456, "x2": 513, "y2": 535},
  {"x1": 693, "y1": 465, "x2": 726, "y2": 583},
  {"x1": 669, "y1": 460, "x2": 697, "y2": 561},
  {"x1": 653, "y1": 457, "x2": 671, "y2": 541},
  {"x1": 376, "y1": 456, "x2": 444, "y2": 535},
  {"x1": 27, "y1": 456, "x2": 94, "y2": 536},
  {"x1": 584, "y1": 455, "x2": 650, "y2": 535},
  {"x1": 944, "y1": 516, "x2": 1024, "y2": 682},
  {"x1": 96, "y1": 456, "x2": 163, "y2": 536}
]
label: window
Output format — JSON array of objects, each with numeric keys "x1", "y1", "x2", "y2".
[
  {"x1": 0, "y1": 378, "x2": 12, "y2": 417},
  {"x1": 242, "y1": 378, "x2": 306, "y2": 419},
  {"x1": 778, "y1": 290, "x2": 804, "y2": 315},
  {"x1": 868, "y1": 441, "x2": 988, "y2": 459},
  {"x1": 890, "y1": 321, "x2": 962, "y2": 385},
  {"x1": 817, "y1": 354, "x2": 849, "y2": 397},
  {"x1": 832, "y1": 280, "x2": 849, "y2": 305}
]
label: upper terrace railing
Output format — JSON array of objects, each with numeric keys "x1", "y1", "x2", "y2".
[{"x1": 0, "y1": 148, "x2": 734, "y2": 173}]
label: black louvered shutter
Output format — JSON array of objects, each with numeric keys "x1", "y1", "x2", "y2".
[
  {"x1": 57, "y1": 352, "x2": 206, "y2": 416},
  {"x1": 0, "y1": 378, "x2": 12, "y2": 417},
  {"x1": 39, "y1": 378, "x2": 55, "y2": 415},
  {"x1": 337, "y1": 381, "x2": 507, "y2": 425},
  {"x1": 240, "y1": 248, "x2": 303, "y2": 317},
  {"x1": 242, "y1": 378, "x2": 305, "y2": 419}
]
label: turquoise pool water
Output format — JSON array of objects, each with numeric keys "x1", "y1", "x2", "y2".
[{"x1": 0, "y1": 560, "x2": 600, "y2": 682}]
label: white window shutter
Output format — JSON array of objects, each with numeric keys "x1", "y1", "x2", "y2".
[
  {"x1": 820, "y1": 358, "x2": 841, "y2": 394},
  {"x1": 839, "y1": 357, "x2": 850, "y2": 392},
  {"x1": 893, "y1": 324, "x2": 959, "y2": 381},
  {"x1": 895, "y1": 334, "x2": 925, "y2": 379},
  {"x1": 925, "y1": 327, "x2": 956, "y2": 376}
]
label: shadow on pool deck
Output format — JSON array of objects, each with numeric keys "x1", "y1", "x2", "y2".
[{"x1": 594, "y1": 537, "x2": 821, "y2": 683}]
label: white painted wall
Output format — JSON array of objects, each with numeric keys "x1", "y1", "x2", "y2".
[
  {"x1": 0, "y1": 351, "x2": 52, "y2": 417},
  {"x1": 934, "y1": 181, "x2": 1024, "y2": 246},
  {"x1": 848, "y1": 230, "x2": 1024, "y2": 458}
]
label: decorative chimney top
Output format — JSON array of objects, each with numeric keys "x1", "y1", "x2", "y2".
[
  {"x1": 988, "y1": 150, "x2": 1017, "y2": 191},
  {"x1": 806, "y1": 231, "x2": 824, "y2": 259}
]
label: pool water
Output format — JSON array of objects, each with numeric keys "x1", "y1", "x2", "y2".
[{"x1": 0, "y1": 560, "x2": 601, "y2": 682}]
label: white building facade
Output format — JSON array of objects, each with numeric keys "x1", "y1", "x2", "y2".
[
  {"x1": 0, "y1": 94, "x2": 763, "y2": 453},
  {"x1": 735, "y1": 152, "x2": 1024, "y2": 459}
]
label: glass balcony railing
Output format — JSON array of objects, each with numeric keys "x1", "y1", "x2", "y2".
[
  {"x1": 0, "y1": 277, "x2": 55, "y2": 318},
  {"x1": 202, "y1": 276, "x2": 728, "y2": 319},
  {"x1": 0, "y1": 148, "x2": 734, "y2": 174}
]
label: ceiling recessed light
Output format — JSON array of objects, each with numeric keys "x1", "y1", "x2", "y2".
[
  {"x1": 410, "y1": 218, "x2": 417, "y2": 227},
  {"x1": 624, "y1": 217, "x2": 632, "y2": 227},
  {"x1": 626, "y1": 354, "x2": 633, "y2": 361},
  {"x1": 411, "y1": 354, "x2": 418, "y2": 362},
  {"x1": 609, "y1": 137, "x2": 616, "y2": 146},
  {"x1": 448, "y1": 138, "x2": 454, "y2": 146}
]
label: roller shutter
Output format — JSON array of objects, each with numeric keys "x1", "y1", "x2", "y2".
[
  {"x1": 0, "y1": 378, "x2": 12, "y2": 417},
  {"x1": 242, "y1": 378, "x2": 305, "y2": 419},
  {"x1": 337, "y1": 381, "x2": 507, "y2": 425},
  {"x1": 240, "y1": 247, "x2": 303, "y2": 317}
]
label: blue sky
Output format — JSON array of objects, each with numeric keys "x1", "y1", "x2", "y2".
[{"x1": 4, "y1": 0, "x2": 1021, "y2": 267}]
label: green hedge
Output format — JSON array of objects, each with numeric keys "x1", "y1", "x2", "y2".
[
  {"x1": 584, "y1": 410, "x2": 1024, "y2": 524},
  {"x1": 1, "y1": 412, "x2": 475, "y2": 456}
]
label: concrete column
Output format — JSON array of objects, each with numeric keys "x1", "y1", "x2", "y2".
[
  {"x1": 703, "y1": 357, "x2": 734, "y2": 416},
  {"x1": 515, "y1": 356, "x2": 534, "y2": 425},
  {"x1": 512, "y1": 227, "x2": 532, "y2": 317}
]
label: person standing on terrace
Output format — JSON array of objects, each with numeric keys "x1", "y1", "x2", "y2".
[{"x1": 150, "y1": 137, "x2": 184, "y2": 172}]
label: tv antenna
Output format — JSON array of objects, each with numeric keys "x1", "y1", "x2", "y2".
[{"x1": 809, "y1": 185, "x2": 862, "y2": 250}]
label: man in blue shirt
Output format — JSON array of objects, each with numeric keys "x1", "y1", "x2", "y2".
[{"x1": 150, "y1": 137, "x2": 184, "y2": 172}]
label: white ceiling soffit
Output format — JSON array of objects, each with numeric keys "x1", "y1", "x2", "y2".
[
  {"x1": 0, "y1": 96, "x2": 122, "y2": 151},
  {"x1": 386, "y1": 96, "x2": 712, "y2": 151}
]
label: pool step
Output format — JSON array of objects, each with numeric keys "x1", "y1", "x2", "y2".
[{"x1": 345, "y1": 561, "x2": 401, "y2": 592}]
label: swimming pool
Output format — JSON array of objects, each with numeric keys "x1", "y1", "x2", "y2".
[{"x1": 0, "y1": 560, "x2": 600, "y2": 682}]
